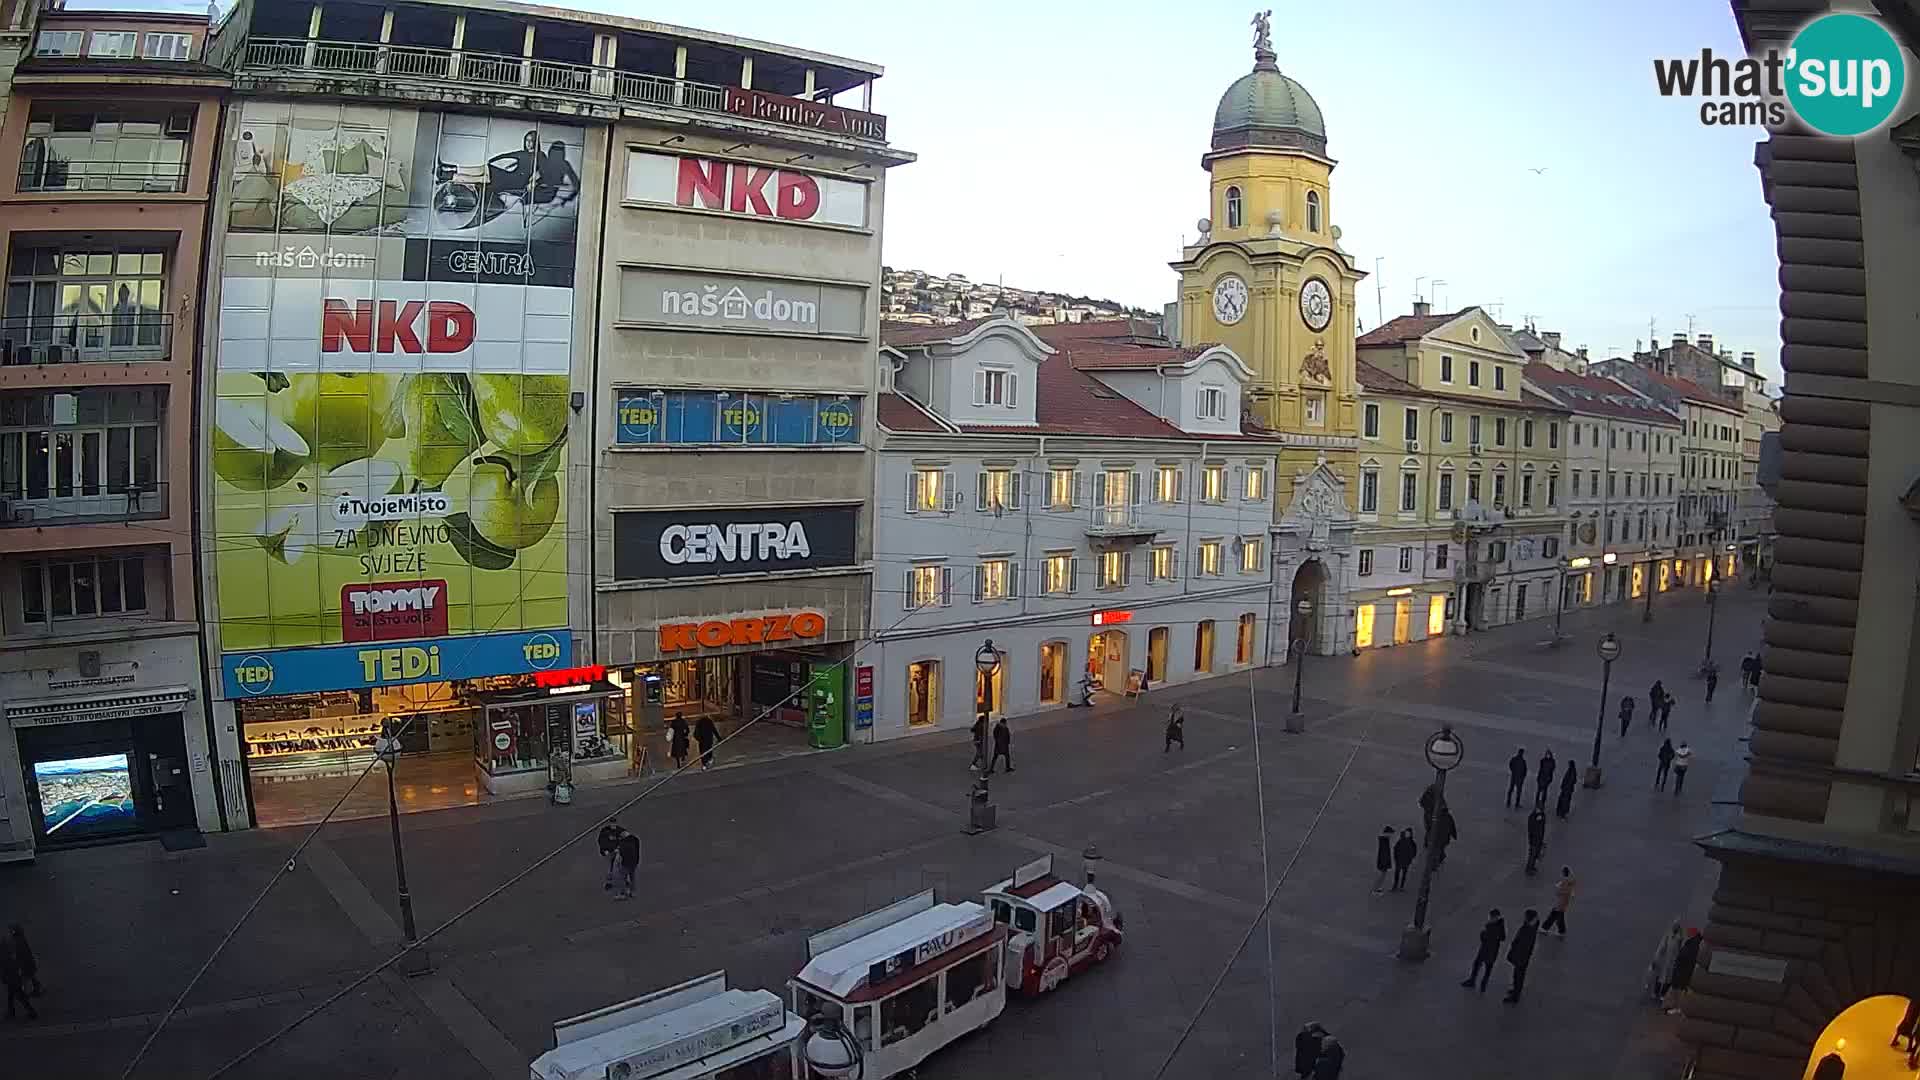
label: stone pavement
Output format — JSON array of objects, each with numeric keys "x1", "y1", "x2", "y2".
[{"x1": 0, "y1": 587, "x2": 1767, "y2": 1080}]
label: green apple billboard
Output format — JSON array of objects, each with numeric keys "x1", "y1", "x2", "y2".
[{"x1": 212, "y1": 102, "x2": 583, "y2": 698}]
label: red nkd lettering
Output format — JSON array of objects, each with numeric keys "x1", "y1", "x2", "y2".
[
  {"x1": 728, "y1": 164, "x2": 775, "y2": 216},
  {"x1": 321, "y1": 300, "x2": 475, "y2": 354},
  {"x1": 776, "y1": 171, "x2": 820, "y2": 220},
  {"x1": 675, "y1": 157, "x2": 727, "y2": 210}
]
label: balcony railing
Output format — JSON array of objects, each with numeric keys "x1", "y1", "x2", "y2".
[
  {"x1": 1, "y1": 314, "x2": 173, "y2": 365},
  {"x1": 239, "y1": 37, "x2": 884, "y2": 143},
  {"x1": 1, "y1": 481, "x2": 169, "y2": 527},
  {"x1": 17, "y1": 159, "x2": 188, "y2": 194},
  {"x1": 1085, "y1": 505, "x2": 1158, "y2": 540}
]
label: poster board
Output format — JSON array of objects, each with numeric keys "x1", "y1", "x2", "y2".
[{"x1": 1124, "y1": 669, "x2": 1146, "y2": 698}]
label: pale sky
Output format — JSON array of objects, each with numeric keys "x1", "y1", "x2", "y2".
[{"x1": 126, "y1": 0, "x2": 1784, "y2": 381}]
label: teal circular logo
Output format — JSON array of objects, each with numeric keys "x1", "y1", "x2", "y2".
[{"x1": 1786, "y1": 14, "x2": 1906, "y2": 136}]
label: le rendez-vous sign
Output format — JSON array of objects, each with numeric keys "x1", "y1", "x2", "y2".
[{"x1": 722, "y1": 87, "x2": 887, "y2": 141}]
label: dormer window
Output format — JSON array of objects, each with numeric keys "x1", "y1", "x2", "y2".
[
  {"x1": 1198, "y1": 385, "x2": 1226, "y2": 420},
  {"x1": 974, "y1": 367, "x2": 1018, "y2": 408},
  {"x1": 1225, "y1": 186, "x2": 1243, "y2": 230},
  {"x1": 1305, "y1": 191, "x2": 1322, "y2": 233}
]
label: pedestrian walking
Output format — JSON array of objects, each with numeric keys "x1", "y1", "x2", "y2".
[
  {"x1": 1419, "y1": 782, "x2": 1438, "y2": 833},
  {"x1": 1313, "y1": 1035, "x2": 1344, "y2": 1080},
  {"x1": 1672, "y1": 741, "x2": 1693, "y2": 795},
  {"x1": 614, "y1": 828, "x2": 640, "y2": 900},
  {"x1": 1555, "y1": 764, "x2": 1577, "y2": 820},
  {"x1": 1292, "y1": 1022, "x2": 1327, "y2": 1079},
  {"x1": 1372, "y1": 826, "x2": 1393, "y2": 895},
  {"x1": 1648, "y1": 921, "x2": 1684, "y2": 1003},
  {"x1": 1705, "y1": 665, "x2": 1720, "y2": 703},
  {"x1": 1505, "y1": 748, "x2": 1528, "y2": 809},
  {"x1": 971, "y1": 712, "x2": 989, "y2": 768},
  {"x1": 1460, "y1": 908, "x2": 1507, "y2": 992},
  {"x1": 1534, "y1": 749, "x2": 1557, "y2": 808},
  {"x1": 693, "y1": 715, "x2": 718, "y2": 770},
  {"x1": 668, "y1": 716, "x2": 691, "y2": 770},
  {"x1": 1649, "y1": 681, "x2": 1664, "y2": 716},
  {"x1": 1751, "y1": 652, "x2": 1764, "y2": 691},
  {"x1": 1618, "y1": 694, "x2": 1636, "y2": 737},
  {"x1": 5, "y1": 926, "x2": 36, "y2": 998},
  {"x1": 1740, "y1": 653, "x2": 1759, "y2": 692},
  {"x1": 1503, "y1": 909, "x2": 1540, "y2": 1003},
  {"x1": 1432, "y1": 805, "x2": 1458, "y2": 869},
  {"x1": 1665, "y1": 928, "x2": 1703, "y2": 1013},
  {"x1": 1658, "y1": 689, "x2": 1674, "y2": 731},
  {"x1": 1524, "y1": 807, "x2": 1547, "y2": 875},
  {"x1": 597, "y1": 821, "x2": 623, "y2": 890},
  {"x1": 987, "y1": 716, "x2": 1013, "y2": 774},
  {"x1": 1542, "y1": 866, "x2": 1576, "y2": 935},
  {"x1": 1391, "y1": 828, "x2": 1417, "y2": 891},
  {"x1": 1655, "y1": 738, "x2": 1676, "y2": 791},
  {"x1": 1163, "y1": 706, "x2": 1186, "y2": 752},
  {"x1": 0, "y1": 937, "x2": 33, "y2": 1021}
]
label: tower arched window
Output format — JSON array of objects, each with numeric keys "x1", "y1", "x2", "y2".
[
  {"x1": 1225, "y1": 187, "x2": 1243, "y2": 230},
  {"x1": 1306, "y1": 191, "x2": 1322, "y2": 233}
]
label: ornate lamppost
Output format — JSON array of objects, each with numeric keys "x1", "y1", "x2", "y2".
[
  {"x1": 1399, "y1": 726, "x2": 1464, "y2": 961},
  {"x1": 1584, "y1": 633, "x2": 1623, "y2": 789}
]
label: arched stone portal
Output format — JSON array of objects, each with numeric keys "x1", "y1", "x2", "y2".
[{"x1": 1290, "y1": 558, "x2": 1327, "y2": 655}]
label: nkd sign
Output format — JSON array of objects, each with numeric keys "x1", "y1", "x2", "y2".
[{"x1": 625, "y1": 152, "x2": 868, "y2": 229}]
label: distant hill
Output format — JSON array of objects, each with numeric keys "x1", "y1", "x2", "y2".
[{"x1": 881, "y1": 266, "x2": 1156, "y2": 329}]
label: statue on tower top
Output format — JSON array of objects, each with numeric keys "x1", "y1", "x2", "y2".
[{"x1": 1251, "y1": 10, "x2": 1274, "y2": 54}]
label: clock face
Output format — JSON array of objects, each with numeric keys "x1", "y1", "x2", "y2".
[
  {"x1": 1300, "y1": 277, "x2": 1333, "y2": 332},
  {"x1": 1212, "y1": 275, "x2": 1249, "y2": 326}
]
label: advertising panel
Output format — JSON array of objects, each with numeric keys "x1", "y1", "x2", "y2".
[
  {"x1": 212, "y1": 102, "x2": 582, "y2": 691},
  {"x1": 623, "y1": 151, "x2": 868, "y2": 228},
  {"x1": 612, "y1": 505, "x2": 859, "y2": 581},
  {"x1": 616, "y1": 268, "x2": 865, "y2": 336},
  {"x1": 613, "y1": 390, "x2": 858, "y2": 447}
]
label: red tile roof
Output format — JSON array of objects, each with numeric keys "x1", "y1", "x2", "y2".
[
  {"x1": 876, "y1": 391, "x2": 951, "y2": 433},
  {"x1": 879, "y1": 317, "x2": 997, "y2": 347},
  {"x1": 1355, "y1": 361, "x2": 1417, "y2": 394},
  {"x1": 1054, "y1": 342, "x2": 1207, "y2": 371},
  {"x1": 1355, "y1": 310, "x2": 1465, "y2": 347},
  {"x1": 1522, "y1": 362, "x2": 1679, "y2": 424},
  {"x1": 1520, "y1": 389, "x2": 1572, "y2": 414},
  {"x1": 881, "y1": 357, "x2": 1277, "y2": 441},
  {"x1": 1030, "y1": 317, "x2": 1165, "y2": 345},
  {"x1": 1632, "y1": 366, "x2": 1736, "y2": 407}
]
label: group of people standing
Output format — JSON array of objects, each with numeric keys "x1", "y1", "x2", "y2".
[
  {"x1": 1629, "y1": 679, "x2": 1696, "y2": 795},
  {"x1": 1292, "y1": 1022, "x2": 1344, "y2": 1078},
  {"x1": 1, "y1": 924, "x2": 41, "y2": 1021},
  {"x1": 1646, "y1": 921, "x2": 1705, "y2": 1014},
  {"x1": 971, "y1": 712, "x2": 1015, "y2": 773},
  {"x1": 1506, "y1": 747, "x2": 1579, "y2": 820}
]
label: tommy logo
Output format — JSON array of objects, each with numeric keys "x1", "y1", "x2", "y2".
[{"x1": 341, "y1": 580, "x2": 449, "y2": 642}]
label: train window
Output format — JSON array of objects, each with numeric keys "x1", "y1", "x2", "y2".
[
  {"x1": 1013, "y1": 907, "x2": 1037, "y2": 933},
  {"x1": 991, "y1": 899, "x2": 1012, "y2": 924},
  {"x1": 852, "y1": 1005, "x2": 875, "y2": 1050},
  {"x1": 1049, "y1": 901, "x2": 1077, "y2": 938},
  {"x1": 943, "y1": 948, "x2": 999, "y2": 1013},
  {"x1": 792, "y1": 986, "x2": 841, "y2": 1027},
  {"x1": 880, "y1": 976, "x2": 941, "y2": 1047}
]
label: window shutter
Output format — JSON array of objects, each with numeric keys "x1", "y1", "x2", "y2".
[
  {"x1": 1008, "y1": 562, "x2": 1020, "y2": 598},
  {"x1": 1073, "y1": 470, "x2": 1085, "y2": 508},
  {"x1": 1168, "y1": 548, "x2": 1180, "y2": 582},
  {"x1": 973, "y1": 564, "x2": 985, "y2": 603},
  {"x1": 1008, "y1": 474, "x2": 1021, "y2": 510},
  {"x1": 1174, "y1": 467, "x2": 1185, "y2": 504},
  {"x1": 943, "y1": 470, "x2": 958, "y2": 512},
  {"x1": 904, "y1": 471, "x2": 918, "y2": 514},
  {"x1": 1233, "y1": 464, "x2": 1245, "y2": 497},
  {"x1": 1129, "y1": 470, "x2": 1142, "y2": 506},
  {"x1": 940, "y1": 565, "x2": 952, "y2": 606},
  {"x1": 902, "y1": 569, "x2": 914, "y2": 610},
  {"x1": 1006, "y1": 372, "x2": 1019, "y2": 409},
  {"x1": 973, "y1": 369, "x2": 987, "y2": 407},
  {"x1": 1041, "y1": 472, "x2": 1055, "y2": 509},
  {"x1": 976, "y1": 471, "x2": 989, "y2": 512},
  {"x1": 1093, "y1": 474, "x2": 1108, "y2": 508},
  {"x1": 1069, "y1": 557, "x2": 1080, "y2": 594}
]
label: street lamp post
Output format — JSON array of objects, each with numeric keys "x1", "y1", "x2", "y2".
[
  {"x1": 375, "y1": 722, "x2": 429, "y2": 975},
  {"x1": 1643, "y1": 559, "x2": 1657, "y2": 622},
  {"x1": 1286, "y1": 598, "x2": 1312, "y2": 733},
  {"x1": 1398, "y1": 726, "x2": 1464, "y2": 961},
  {"x1": 966, "y1": 640, "x2": 1001, "y2": 835},
  {"x1": 974, "y1": 639, "x2": 1000, "y2": 717},
  {"x1": 1700, "y1": 578, "x2": 1722, "y2": 676},
  {"x1": 1584, "y1": 633, "x2": 1622, "y2": 789}
]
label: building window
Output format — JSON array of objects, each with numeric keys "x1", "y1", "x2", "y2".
[
  {"x1": 1521, "y1": 473, "x2": 1534, "y2": 506},
  {"x1": 1494, "y1": 366, "x2": 1507, "y2": 391},
  {"x1": 1522, "y1": 419, "x2": 1534, "y2": 448},
  {"x1": 142, "y1": 32, "x2": 194, "y2": 60},
  {"x1": 1400, "y1": 471, "x2": 1417, "y2": 512},
  {"x1": 1305, "y1": 190, "x2": 1322, "y2": 232},
  {"x1": 1440, "y1": 411, "x2": 1454, "y2": 443},
  {"x1": 1098, "y1": 549, "x2": 1130, "y2": 589},
  {"x1": 1547, "y1": 474, "x2": 1559, "y2": 506},
  {"x1": 1236, "y1": 613, "x2": 1257, "y2": 664},
  {"x1": 1196, "y1": 540, "x2": 1223, "y2": 577},
  {"x1": 905, "y1": 563, "x2": 951, "y2": 609},
  {"x1": 1, "y1": 388, "x2": 163, "y2": 501},
  {"x1": 975, "y1": 367, "x2": 1017, "y2": 408},
  {"x1": 1548, "y1": 422, "x2": 1559, "y2": 449},
  {"x1": 1149, "y1": 545, "x2": 1179, "y2": 583},
  {"x1": 1590, "y1": 472, "x2": 1600, "y2": 497},
  {"x1": 1435, "y1": 543, "x2": 1450, "y2": 570},
  {"x1": 1468, "y1": 472, "x2": 1482, "y2": 503},
  {"x1": 19, "y1": 553, "x2": 146, "y2": 623},
  {"x1": 1469, "y1": 360, "x2": 1481, "y2": 387},
  {"x1": 1570, "y1": 469, "x2": 1581, "y2": 494},
  {"x1": 1363, "y1": 403, "x2": 1379, "y2": 438},
  {"x1": 1358, "y1": 549, "x2": 1375, "y2": 576},
  {"x1": 1494, "y1": 418, "x2": 1508, "y2": 446},
  {"x1": 1404, "y1": 408, "x2": 1419, "y2": 442},
  {"x1": 1224, "y1": 186, "x2": 1243, "y2": 229},
  {"x1": 1304, "y1": 393, "x2": 1325, "y2": 425},
  {"x1": 88, "y1": 31, "x2": 139, "y2": 58},
  {"x1": 1437, "y1": 471, "x2": 1454, "y2": 510},
  {"x1": 1572, "y1": 424, "x2": 1581, "y2": 447},
  {"x1": 33, "y1": 30, "x2": 84, "y2": 56},
  {"x1": 907, "y1": 660, "x2": 941, "y2": 728},
  {"x1": 1202, "y1": 464, "x2": 1227, "y2": 502},
  {"x1": 977, "y1": 468, "x2": 1020, "y2": 512},
  {"x1": 1469, "y1": 415, "x2": 1482, "y2": 446},
  {"x1": 1194, "y1": 620, "x2": 1215, "y2": 673},
  {"x1": 1493, "y1": 472, "x2": 1507, "y2": 506},
  {"x1": 1042, "y1": 552, "x2": 1076, "y2": 595},
  {"x1": 1625, "y1": 473, "x2": 1633, "y2": 496},
  {"x1": 1398, "y1": 547, "x2": 1413, "y2": 572},
  {"x1": 1359, "y1": 468, "x2": 1379, "y2": 513},
  {"x1": 1198, "y1": 385, "x2": 1226, "y2": 420},
  {"x1": 907, "y1": 467, "x2": 951, "y2": 513},
  {"x1": 1611, "y1": 428, "x2": 1618, "y2": 449},
  {"x1": 1608, "y1": 471, "x2": 1617, "y2": 497},
  {"x1": 5, "y1": 243, "x2": 172, "y2": 350},
  {"x1": 974, "y1": 558, "x2": 1017, "y2": 602},
  {"x1": 1239, "y1": 536, "x2": 1263, "y2": 573},
  {"x1": 1153, "y1": 464, "x2": 1182, "y2": 503},
  {"x1": 1243, "y1": 466, "x2": 1266, "y2": 501},
  {"x1": 1488, "y1": 540, "x2": 1508, "y2": 562},
  {"x1": 1440, "y1": 355, "x2": 1454, "y2": 383},
  {"x1": 1044, "y1": 467, "x2": 1078, "y2": 509}
]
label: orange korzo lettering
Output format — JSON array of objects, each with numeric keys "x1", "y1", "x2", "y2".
[
  {"x1": 765, "y1": 614, "x2": 792, "y2": 642},
  {"x1": 657, "y1": 611, "x2": 828, "y2": 653}
]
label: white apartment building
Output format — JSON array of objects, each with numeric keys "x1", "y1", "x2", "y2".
[{"x1": 865, "y1": 315, "x2": 1281, "y2": 741}]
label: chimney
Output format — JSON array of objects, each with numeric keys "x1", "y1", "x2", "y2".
[
  {"x1": 1697, "y1": 333, "x2": 1713, "y2": 352},
  {"x1": 1412, "y1": 299, "x2": 1432, "y2": 317},
  {"x1": 1740, "y1": 350, "x2": 1756, "y2": 369},
  {"x1": 1576, "y1": 346, "x2": 1589, "y2": 361},
  {"x1": 1671, "y1": 332, "x2": 1686, "y2": 349},
  {"x1": 1542, "y1": 331, "x2": 1562, "y2": 350}
]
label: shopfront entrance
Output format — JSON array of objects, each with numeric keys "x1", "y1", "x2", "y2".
[
  {"x1": 1087, "y1": 630, "x2": 1128, "y2": 692},
  {"x1": 16, "y1": 713, "x2": 194, "y2": 846},
  {"x1": 1147, "y1": 627, "x2": 1169, "y2": 682},
  {"x1": 1038, "y1": 642, "x2": 1067, "y2": 705}
]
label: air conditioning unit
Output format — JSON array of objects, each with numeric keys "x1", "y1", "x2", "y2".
[
  {"x1": 1406, "y1": 439, "x2": 1421, "y2": 452},
  {"x1": 1469, "y1": 442, "x2": 1484, "y2": 456}
]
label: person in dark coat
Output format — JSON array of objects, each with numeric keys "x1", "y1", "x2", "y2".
[
  {"x1": 971, "y1": 712, "x2": 989, "y2": 768},
  {"x1": 1555, "y1": 763, "x2": 1577, "y2": 819},
  {"x1": 1163, "y1": 706, "x2": 1185, "y2": 753},
  {"x1": 1618, "y1": 694, "x2": 1636, "y2": 737},
  {"x1": 1810, "y1": 1051, "x2": 1845, "y2": 1080},
  {"x1": 693, "y1": 715, "x2": 718, "y2": 770},
  {"x1": 1292, "y1": 1022, "x2": 1326, "y2": 1078},
  {"x1": 1391, "y1": 828, "x2": 1417, "y2": 891},
  {"x1": 1665, "y1": 928, "x2": 1703, "y2": 1014},
  {"x1": 1534, "y1": 750, "x2": 1557, "y2": 808},
  {"x1": 1460, "y1": 908, "x2": 1507, "y2": 992},
  {"x1": 668, "y1": 716, "x2": 691, "y2": 770},
  {"x1": 1312, "y1": 1035, "x2": 1344, "y2": 1080},
  {"x1": 1372, "y1": 826, "x2": 1394, "y2": 894},
  {"x1": 987, "y1": 716, "x2": 1013, "y2": 774},
  {"x1": 1432, "y1": 805, "x2": 1458, "y2": 869},
  {"x1": 1705, "y1": 665, "x2": 1720, "y2": 703},
  {"x1": 1505, "y1": 748, "x2": 1528, "y2": 809},
  {"x1": 7, "y1": 926, "x2": 38, "y2": 998},
  {"x1": 1502, "y1": 909, "x2": 1541, "y2": 1003},
  {"x1": 1524, "y1": 807, "x2": 1547, "y2": 874},
  {"x1": 1891, "y1": 994, "x2": 1920, "y2": 1052},
  {"x1": 1656, "y1": 738, "x2": 1676, "y2": 791},
  {"x1": 1648, "y1": 681, "x2": 1665, "y2": 720},
  {"x1": 597, "y1": 821, "x2": 623, "y2": 890},
  {"x1": 1419, "y1": 783, "x2": 1438, "y2": 832},
  {"x1": 0, "y1": 938, "x2": 33, "y2": 1020},
  {"x1": 1658, "y1": 688, "x2": 1675, "y2": 731},
  {"x1": 614, "y1": 829, "x2": 640, "y2": 900}
]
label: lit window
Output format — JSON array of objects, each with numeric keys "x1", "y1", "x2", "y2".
[
  {"x1": 977, "y1": 468, "x2": 1020, "y2": 512},
  {"x1": 1150, "y1": 545, "x2": 1179, "y2": 583},
  {"x1": 1153, "y1": 465, "x2": 1182, "y2": 503},
  {"x1": 907, "y1": 467, "x2": 949, "y2": 513},
  {"x1": 975, "y1": 558, "x2": 1016, "y2": 602},
  {"x1": 906, "y1": 563, "x2": 948, "y2": 609},
  {"x1": 1042, "y1": 552, "x2": 1075, "y2": 595},
  {"x1": 142, "y1": 32, "x2": 193, "y2": 60},
  {"x1": 1306, "y1": 190, "x2": 1322, "y2": 232},
  {"x1": 1098, "y1": 550, "x2": 1130, "y2": 589},
  {"x1": 1244, "y1": 466, "x2": 1266, "y2": 501},
  {"x1": 1043, "y1": 467, "x2": 1077, "y2": 509},
  {"x1": 1358, "y1": 549, "x2": 1375, "y2": 576},
  {"x1": 1359, "y1": 469, "x2": 1379, "y2": 513},
  {"x1": 1225, "y1": 186, "x2": 1243, "y2": 229},
  {"x1": 1201, "y1": 464, "x2": 1227, "y2": 502},
  {"x1": 1198, "y1": 385, "x2": 1226, "y2": 420},
  {"x1": 1239, "y1": 536, "x2": 1263, "y2": 573},
  {"x1": 1400, "y1": 472, "x2": 1417, "y2": 512},
  {"x1": 1363, "y1": 403, "x2": 1379, "y2": 438},
  {"x1": 1197, "y1": 541, "x2": 1223, "y2": 577},
  {"x1": 975, "y1": 367, "x2": 1017, "y2": 407}
]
